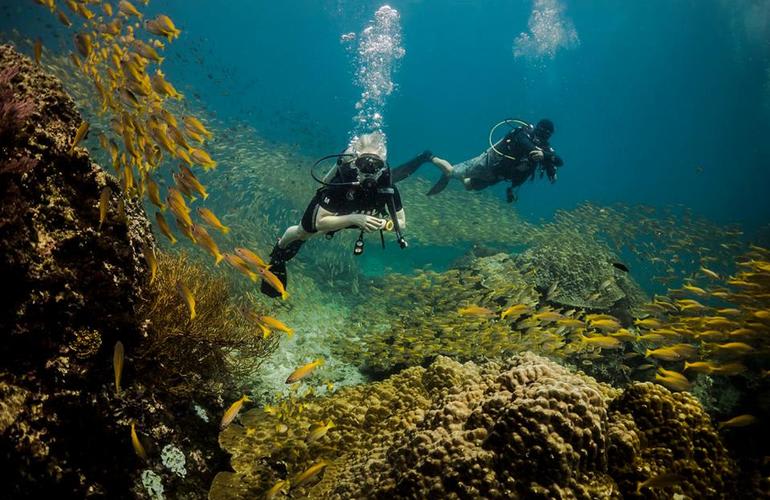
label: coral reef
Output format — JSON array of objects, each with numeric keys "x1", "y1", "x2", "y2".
[
  {"x1": 213, "y1": 353, "x2": 736, "y2": 499},
  {"x1": 515, "y1": 229, "x2": 648, "y2": 319},
  {"x1": 0, "y1": 45, "x2": 274, "y2": 499},
  {"x1": 0, "y1": 43, "x2": 153, "y2": 497}
]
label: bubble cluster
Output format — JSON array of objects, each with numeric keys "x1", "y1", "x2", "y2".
[
  {"x1": 513, "y1": 0, "x2": 579, "y2": 59},
  {"x1": 350, "y1": 5, "x2": 405, "y2": 133}
]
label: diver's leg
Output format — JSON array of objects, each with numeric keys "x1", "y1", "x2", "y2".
[
  {"x1": 278, "y1": 225, "x2": 312, "y2": 248},
  {"x1": 261, "y1": 196, "x2": 320, "y2": 298},
  {"x1": 426, "y1": 157, "x2": 464, "y2": 196},
  {"x1": 390, "y1": 150, "x2": 434, "y2": 183}
]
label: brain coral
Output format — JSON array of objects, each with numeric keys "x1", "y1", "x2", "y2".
[{"x1": 213, "y1": 353, "x2": 737, "y2": 499}]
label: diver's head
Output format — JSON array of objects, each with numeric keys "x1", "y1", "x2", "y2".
[
  {"x1": 345, "y1": 132, "x2": 389, "y2": 190},
  {"x1": 534, "y1": 119, "x2": 554, "y2": 142}
]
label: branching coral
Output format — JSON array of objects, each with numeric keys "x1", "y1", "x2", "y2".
[{"x1": 137, "y1": 252, "x2": 278, "y2": 400}]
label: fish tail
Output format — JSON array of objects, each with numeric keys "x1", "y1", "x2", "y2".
[
  {"x1": 215, "y1": 253, "x2": 223, "y2": 265},
  {"x1": 222, "y1": 226, "x2": 230, "y2": 234}
]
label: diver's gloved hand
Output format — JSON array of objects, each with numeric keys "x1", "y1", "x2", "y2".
[
  {"x1": 529, "y1": 148, "x2": 545, "y2": 162},
  {"x1": 419, "y1": 150, "x2": 434, "y2": 162},
  {"x1": 349, "y1": 214, "x2": 385, "y2": 232}
]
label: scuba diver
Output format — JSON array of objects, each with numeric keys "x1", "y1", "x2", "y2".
[
  {"x1": 391, "y1": 118, "x2": 564, "y2": 203},
  {"x1": 261, "y1": 131, "x2": 407, "y2": 298}
]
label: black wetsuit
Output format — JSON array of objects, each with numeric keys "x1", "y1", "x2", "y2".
[
  {"x1": 493, "y1": 126, "x2": 563, "y2": 189},
  {"x1": 300, "y1": 163, "x2": 403, "y2": 233}
]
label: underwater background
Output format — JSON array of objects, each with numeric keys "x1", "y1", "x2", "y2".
[{"x1": 1, "y1": 0, "x2": 770, "y2": 498}]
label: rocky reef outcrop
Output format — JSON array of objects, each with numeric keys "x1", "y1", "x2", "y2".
[
  {"x1": 515, "y1": 232, "x2": 648, "y2": 321},
  {"x1": 0, "y1": 44, "x2": 226, "y2": 498},
  {"x1": 213, "y1": 352, "x2": 736, "y2": 499}
]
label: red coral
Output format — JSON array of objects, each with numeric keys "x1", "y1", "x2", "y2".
[
  {"x1": 1, "y1": 155, "x2": 38, "y2": 175},
  {"x1": 0, "y1": 66, "x2": 36, "y2": 145}
]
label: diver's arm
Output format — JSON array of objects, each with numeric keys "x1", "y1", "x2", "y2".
[{"x1": 315, "y1": 206, "x2": 384, "y2": 233}]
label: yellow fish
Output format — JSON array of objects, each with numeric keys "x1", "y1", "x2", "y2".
[
  {"x1": 220, "y1": 395, "x2": 250, "y2": 429},
  {"x1": 634, "y1": 318, "x2": 663, "y2": 329},
  {"x1": 98, "y1": 186, "x2": 111, "y2": 229},
  {"x1": 683, "y1": 361, "x2": 715, "y2": 374},
  {"x1": 709, "y1": 362, "x2": 747, "y2": 376},
  {"x1": 144, "y1": 14, "x2": 182, "y2": 41},
  {"x1": 151, "y1": 70, "x2": 183, "y2": 99},
  {"x1": 555, "y1": 318, "x2": 585, "y2": 329},
  {"x1": 580, "y1": 334, "x2": 622, "y2": 349},
  {"x1": 235, "y1": 247, "x2": 268, "y2": 270},
  {"x1": 146, "y1": 176, "x2": 165, "y2": 210},
  {"x1": 155, "y1": 211, "x2": 177, "y2": 244},
  {"x1": 70, "y1": 120, "x2": 90, "y2": 154},
  {"x1": 532, "y1": 310, "x2": 564, "y2": 323},
  {"x1": 142, "y1": 244, "x2": 157, "y2": 283},
  {"x1": 175, "y1": 217, "x2": 197, "y2": 243},
  {"x1": 306, "y1": 420, "x2": 335, "y2": 443},
  {"x1": 113, "y1": 341, "x2": 124, "y2": 394},
  {"x1": 191, "y1": 224, "x2": 223, "y2": 264},
  {"x1": 700, "y1": 267, "x2": 720, "y2": 279},
  {"x1": 718, "y1": 414, "x2": 757, "y2": 429},
  {"x1": 130, "y1": 421, "x2": 147, "y2": 460},
  {"x1": 259, "y1": 315, "x2": 293, "y2": 337},
  {"x1": 293, "y1": 460, "x2": 328, "y2": 488},
  {"x1": 589, "y1": 319, "x2": 621, "y2": 332},
  {"x1": 655, "y1": 371, "x2": 691, "y2": 392},
  {"x1": 183, "y1": 115, "x2": 213, "y2": 139},
  {"x1": 709, "y1": 342, "x2": 755, "y2": 355},
  {"x1": 179, "y1": 165, "x2": 209, "y2": 199},
  {"x1": 610, "y1": 329, "x2": 636, "y2": 342},
  {"x1": 458, "y1": 306, "x2": 495, "y2": 317},
  {"x1": 33, "y1": 37, "x2": 42, "y2": 65},
  {"x1": 177, "y1": 281, "x2": 196, "y2": 320},
  {"x1": 57, "y1": 9, "x2": 73, "y2": 26},
  {"x1": 197, "y1": 208, "x2": 230, "y2": 234},
  {"x1": 264, "y1": 479, "x2": 290, "y2": 500},
  {"x1": 103, "y1": 3, "x2": 114, "y2": 16},
  {"x1": 286, "y1": 358, "x2": 324, "y2": 384},
  {"x1": 258, "y1": 266, "x2": 288, "y2": 300},
  {"x1": 636, "y1": 472, "x2": 684, "y2": 494},
  {"x1": 74, "y1": 32, "x2": 93, "y2": 58},
  {"x1": 638, "y1": 333, "x2": 665, "y2": 343},
  {"x1": 683, "y1": 283, "x2": 708, "y2": 296},
  {"x1": 118, "y1": 0, "x2": 142, "y2": 18},
  {"x1": 189, "y1": 147, "x2": 217, "y2": 169},
  {"x1": 223, "y1": 254, "x2": 257, "y2": 282}
]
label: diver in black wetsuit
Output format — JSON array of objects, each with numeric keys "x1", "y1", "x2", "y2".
[
  {"x1": 391, "y1": 119, "x2": 564, "y2": 203},
  {"x1": 261, "y1": 132, "x2": 407, "y2": 298}
]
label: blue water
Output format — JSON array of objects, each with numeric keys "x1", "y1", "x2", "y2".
[
  {"x1": 3, "y1": 0, "x2": 769, "y2": 229},
  {"x1": 145, "y1": 0, "x2": 770, "y2": 230}
]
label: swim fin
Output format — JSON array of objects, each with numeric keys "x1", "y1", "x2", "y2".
[
  {"x1": 260, "y1": 261, "x2": 287, "y2": 298},
  {"x1": 426, "y1": 174, "x2": 450, "y2": 196}
]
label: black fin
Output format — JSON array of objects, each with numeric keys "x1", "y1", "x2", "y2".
[
  {"x1": 260, "y1": 260, "x2": 287, "y2": 298},
  {"x1": 426, "y1": 174, "x2": 450, "y2": 196}
]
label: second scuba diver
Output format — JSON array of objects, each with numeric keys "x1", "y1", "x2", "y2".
[
  {"x1": 261, "y1": 131, "x2": 407, "y2": 298},
  {"x1": 391, "y1": 118, "x2": 564, "y2": 203}
]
